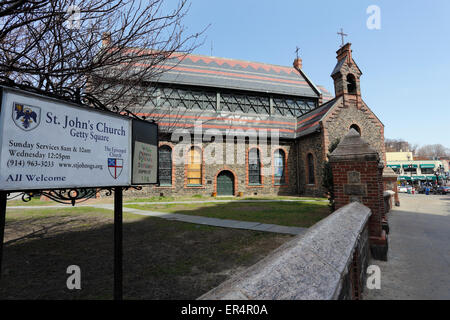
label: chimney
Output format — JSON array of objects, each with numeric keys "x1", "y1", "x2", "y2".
[
  {"x1": 102, "y1": 32, "x2": 111, "y2": 47},
  {"x1": 293, "y1": 58, "x2": 302, "y2": 70},
  {"x1": 336, "y1": 42, "x2": 352, "y2": 63}
]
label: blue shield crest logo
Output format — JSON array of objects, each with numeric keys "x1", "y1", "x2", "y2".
[
  {"x1": 108, "y1": 158, "x2": 123, "y2": 179},
  {"x1": 12, "y1": 102, "x2": 41, "y2": 131}
]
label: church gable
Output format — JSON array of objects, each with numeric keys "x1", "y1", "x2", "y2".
[{"x1": 321, "y1": 94, "x2": 385, "y2": 162}]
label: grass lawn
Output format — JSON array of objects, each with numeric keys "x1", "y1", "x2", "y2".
[
  {"x1": 6, "y1": 194, "x2": 327, "y2": 207},
  {"x1": 126, "y1": 201, "x2": 331, "y2": 228},
  {"x1": 7, "y1": 197, "x2": 59, "y2": 207},
  {"x1": 123, "y1": 194, "x2": 327, "y2": 203},
  {"x1": 0, "y1": 206, "x2": 292, "y2": 300}
]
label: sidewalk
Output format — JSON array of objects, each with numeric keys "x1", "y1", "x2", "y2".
[
  {"x1": 364, "y1": 194, "x2": 450, "y2": 299},
  {"x1": 7, "y1": 201, "x2": 309, "y2": 236}
]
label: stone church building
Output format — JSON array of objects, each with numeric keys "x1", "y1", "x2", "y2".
[{"x1": 134, "y1": 43, "x2": 385, "y2": 197}]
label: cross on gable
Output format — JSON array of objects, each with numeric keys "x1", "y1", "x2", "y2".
[
  {"x1": 295, "y1": 46, "x2": 300, "y2": 59},
  {"x1": 337, "y1": 28, "x2": 348, "y2": 47}
]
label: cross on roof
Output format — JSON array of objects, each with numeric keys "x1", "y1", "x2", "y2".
[
  {"x1": 295, "y1": 46, "x2": 300, "y2": 59},
  {"x1": 337, "y1": 28, "x2": 348, "y2": 47}
]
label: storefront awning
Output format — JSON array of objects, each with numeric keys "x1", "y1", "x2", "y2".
[
  {"x1": 402, "y1": 164, "x2": 418, "y2": 168},
  {"x1": 420, "y1": 164, "x2": 435, "y2": 169},
  {"x1": 412, "y1": 176, "x2": 426, "y2": 180},
  {"x1": 388, "y1": 164, "x2": 401, "y2": 169},
  {"x1": 425, "y1": 176, "x2": 437, "y2": 181},
  {"x1": 398, "y1": 176, "x2": 412, "y2": 180}
]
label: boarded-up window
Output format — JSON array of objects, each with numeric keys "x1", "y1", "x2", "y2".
[
  {"x1": 158, "y1": 145, "x2": 172, "y2": 186},
  {"x1": 274, "y1": 149, "x2": 286, "y2": 185},
  {"x1": 308, "y1": 153, "x2": 315, "y2": 184},
  {"x1": 248, "y1": 148, "x2": 261, "y2": 185},
  {"x1": 187, "y1": 147, "x2": 202, "y2": 185}
]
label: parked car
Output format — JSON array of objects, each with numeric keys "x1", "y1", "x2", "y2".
[
  {"x1": 437, "y1": 186, "x2": 450, "y2": 195},
  {"x1": 398, "y1": 186, "x2": 413, "y2": 193}
]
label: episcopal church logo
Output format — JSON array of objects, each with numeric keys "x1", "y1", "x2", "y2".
[
  {"x1": 12, "y1": 102, "x2": 41, "y2": 131},
  {"x1": 108, "y1": 158, "x2": 123, "y2": 179}
]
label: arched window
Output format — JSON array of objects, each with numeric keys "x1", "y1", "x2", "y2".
[
  {"x1": 307, "y1": 153, "x2": 315, "y2": 185},
  {"x1": 350, "y1": 124, "x2": 361, "y2": 135},
  {"x1": 347, "y1": 74, "x2": 357, "y2": 94},
  {"x1": 158, "y1": 145, "x2": 172, "y2": 186},
  {"x1": 274, "y1": 149, "x2": 286, "y2": 185},
  {"x1": 248, "y1": 148, "x2": 261, "y2": 185},
  {"x1": 187, "y1": 146, "x2": 202, "y2": 185}
]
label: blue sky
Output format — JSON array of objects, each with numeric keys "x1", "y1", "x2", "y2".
[{"x1": 173, "y1": 0, "x2": 450, "y2": 148}]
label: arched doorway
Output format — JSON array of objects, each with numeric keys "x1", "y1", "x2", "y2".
[{"x1": 216, "y1": 171, "x2": 235, "y2": 196}]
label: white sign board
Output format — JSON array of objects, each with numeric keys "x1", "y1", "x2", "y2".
[
  {"x1": 0, "y1": 87, "x2": 132, "y2": 191},
  {"x1": 132, "y1": 141, "x2": 157, "y2": 184}
]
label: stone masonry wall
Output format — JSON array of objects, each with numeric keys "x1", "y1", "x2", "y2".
[
  {"x1": 296, "y1": 131, "x2": 326, "y2": 197},
  {"x1": 125, "y1": 134, "x2": 297, "y2": 198}
]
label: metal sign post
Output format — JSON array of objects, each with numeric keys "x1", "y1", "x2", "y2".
[
  {"x1": 0, "y1": 191, "x2": 6, "y2": 282},
  {"x1": 114, "y1": 187, "x2": 123, "y2": 300}
]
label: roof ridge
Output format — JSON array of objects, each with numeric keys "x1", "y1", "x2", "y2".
[
  {"x1": 181, "y1": 52, "x2": 294, "y2": 68},
  {"x1": 296, "y1": 97, "x2": 339, "y2": 122},
  {"x1": 174, "y1": 52, "x2": 297, "y2": 75}
]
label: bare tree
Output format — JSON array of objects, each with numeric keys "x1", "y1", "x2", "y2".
[
  {"x1": 0, "y1": 0, "x2": 205, "y2": 114},
  {"x1": 384, "y1": 138, "x2": 412, "y2": 153},
  {"x1": 409, "y1": 143, "x2": 419, "y2": 155},
  {"x1": 416, "y1": 144, "x2": 450, "y2": 159}
]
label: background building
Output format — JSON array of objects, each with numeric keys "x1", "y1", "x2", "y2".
[
  {"x1": 386, "y1": 152, "x2": 448, "y2": 184},
  {"x1": 386, "y1": 152, "x2": 413, "y2": 162},
  {"x1": 387, "y1": 159, "x2": 446, "y2": 184}
]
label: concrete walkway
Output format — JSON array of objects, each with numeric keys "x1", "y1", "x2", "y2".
[
  {"x1": 364, "y1": 193, "x2": 450, "y2": 300},
  {"x1": 7, "y1": 201, "x2": 309, "y2": 236}
]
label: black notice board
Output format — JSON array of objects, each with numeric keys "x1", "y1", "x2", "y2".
[{"x1": 131, "y1": 119, "x2": 158, "y2": 185}]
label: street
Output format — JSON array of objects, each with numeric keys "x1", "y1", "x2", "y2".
[{"x1": 364, "y1": 193, "x2": 450, "y2": 299}]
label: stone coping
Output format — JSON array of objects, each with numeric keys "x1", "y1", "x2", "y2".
[
  {"x1": 198, "y1": 202, "x2": 371, "y2": 300},
  {"x1": 384, "y1": 190, "x2": 395, "y2": 197},
  {"x1": 329, "y1": 129, "x2": 379, "y2": 163}
]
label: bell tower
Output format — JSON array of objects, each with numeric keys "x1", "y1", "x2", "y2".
[{"x1": 331, "y1": 43, "x2": 362, "y2": 105}]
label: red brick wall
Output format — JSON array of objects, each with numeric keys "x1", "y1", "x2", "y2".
[{"x1": 331, "y1": 160, "x2": 384, "y2": 238}]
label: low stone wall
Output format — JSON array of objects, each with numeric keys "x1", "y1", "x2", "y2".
[{"x1": 199, "y1": 202, "x2": 371, "y2": 300}]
